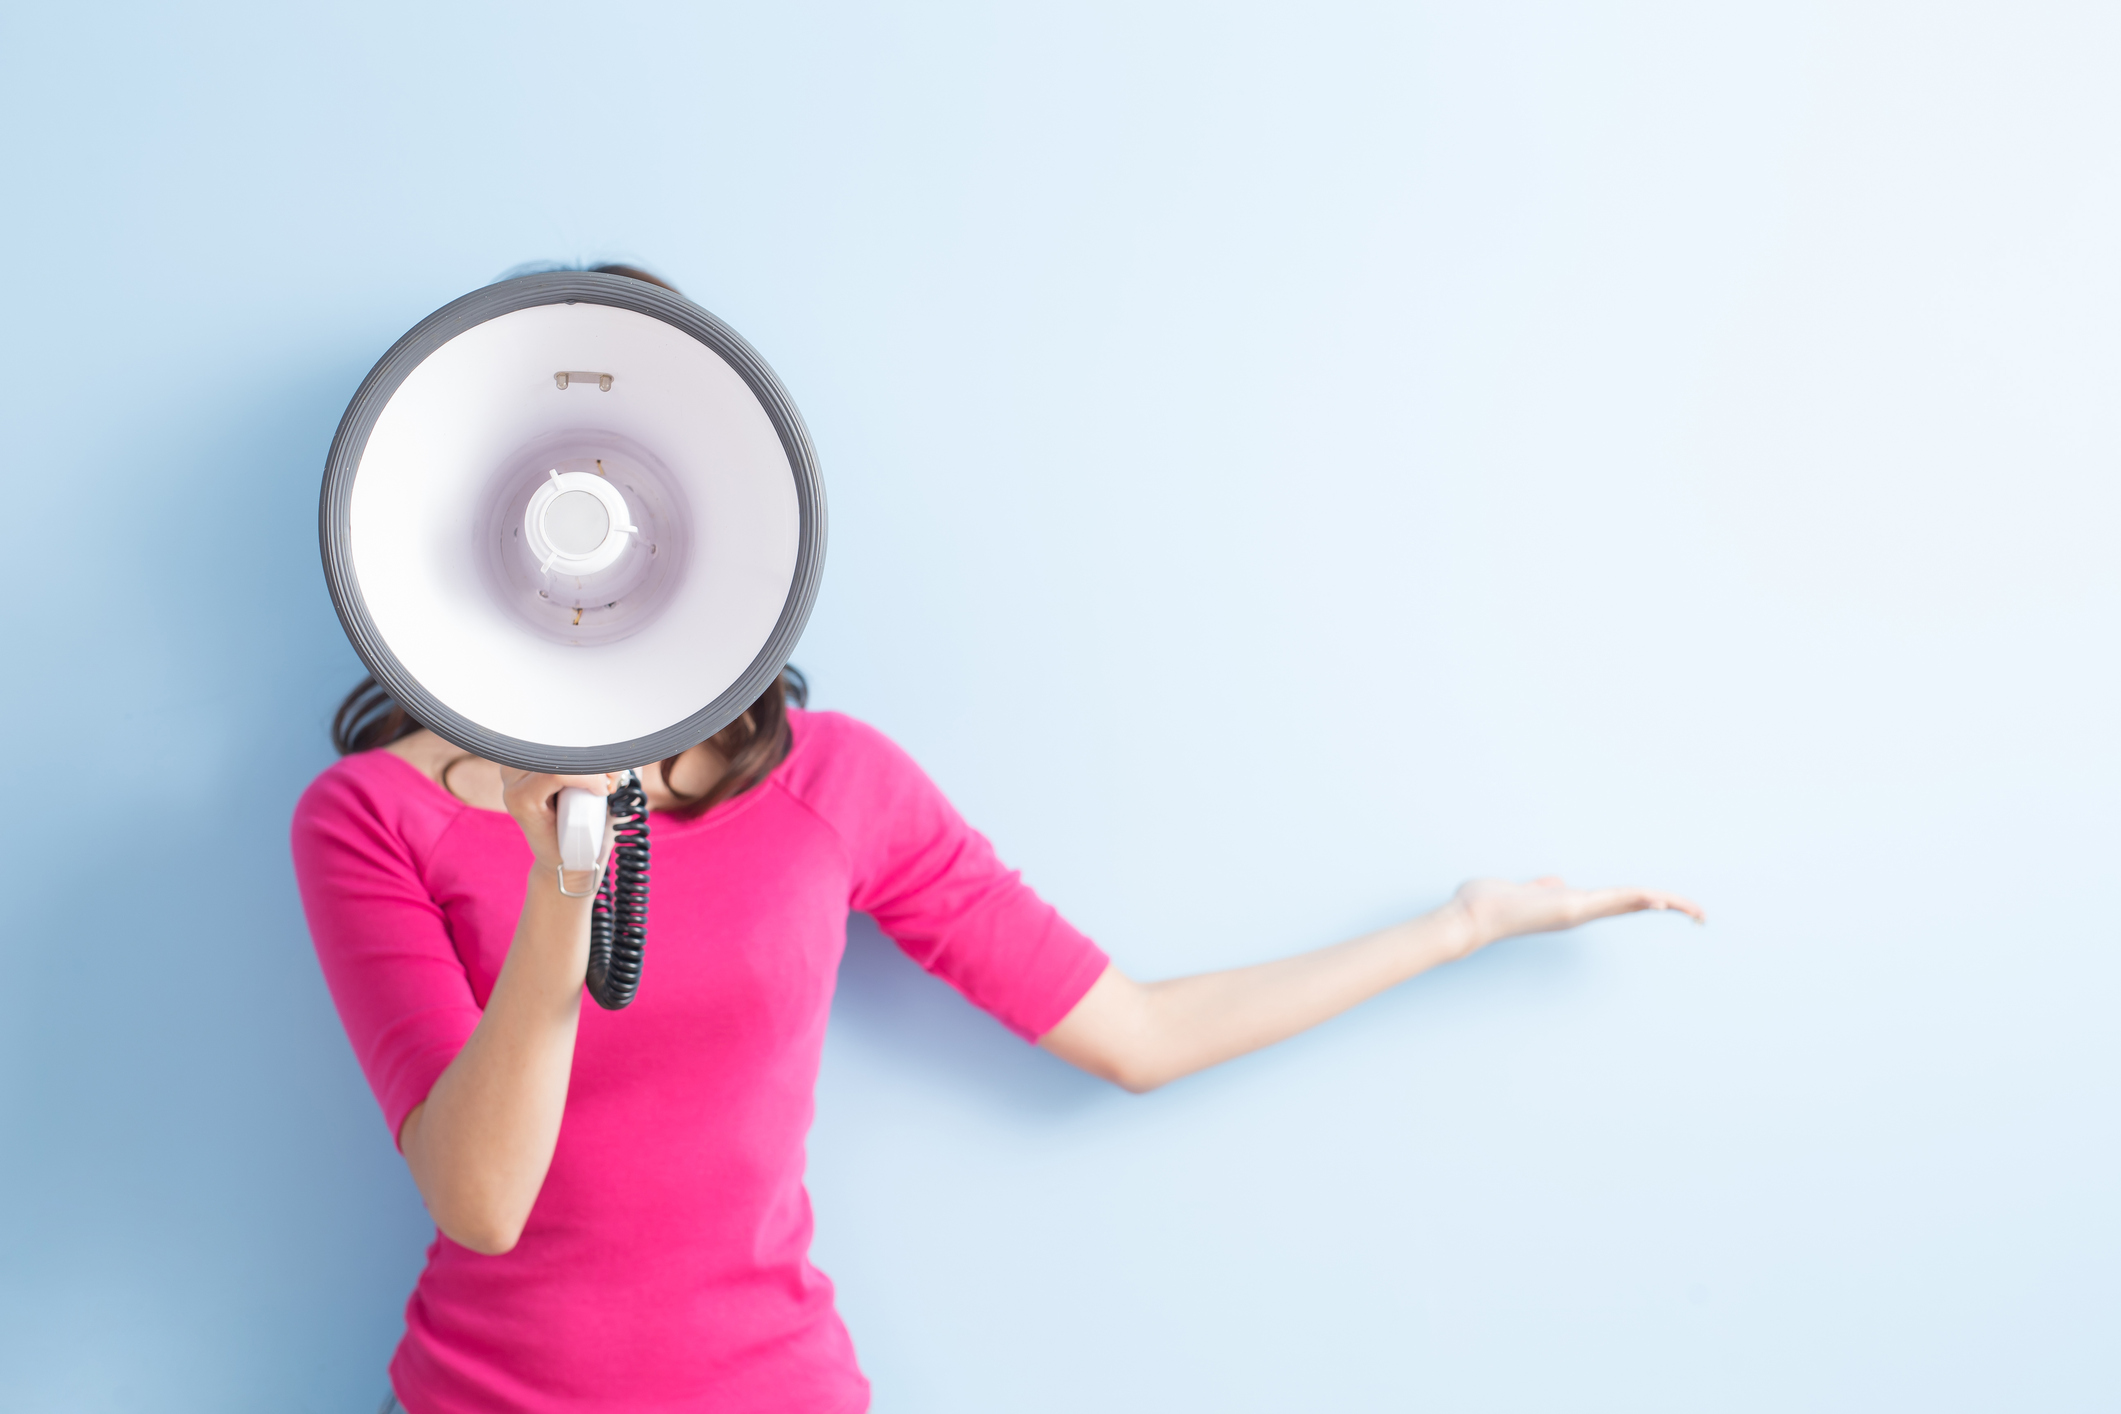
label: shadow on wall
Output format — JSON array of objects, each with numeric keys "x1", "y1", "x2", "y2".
[{"x1": 827, "y1": 914, "x2": 1114, "y2": 1120}]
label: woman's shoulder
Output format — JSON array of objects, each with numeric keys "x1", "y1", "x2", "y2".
[
  {"x1": 773, "y1": 709, "x2": 997, "y2": 896},
  {"x1": 785, "y1": 707, "x2": 932, "y2": 770},
  {"x1": 786, "y1": 707, "x2": 894, "y2": 757},
  {"x1": 778, "y1": 709, "x2": 935, "y2": 813},
  {"x1": 291, "y1": 746, "x2": 461, "y2": 847}
]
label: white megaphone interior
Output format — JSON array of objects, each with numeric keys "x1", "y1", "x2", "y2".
[{"x1": 349, "y1": 301, "x2": 798, "y2": 754}]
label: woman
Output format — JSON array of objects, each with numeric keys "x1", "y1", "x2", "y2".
[{"x1": 293, "y1": 272, "x2": 1703, "y2": 1414}]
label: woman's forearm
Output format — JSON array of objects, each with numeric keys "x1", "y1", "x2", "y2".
[
  {"x1": 398, "y1": 865, "x2": 592, "y2": 1254},
  {"x1": 1040, "y1": 876, "x2": 1703, "y2": 1093},
  {"x1": 1042, "y1": 904, "x2": 1479, "y2": 1093}
]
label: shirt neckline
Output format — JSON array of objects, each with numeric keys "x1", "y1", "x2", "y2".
[{"x1": 358, "y1": 711, "x2": 815, "y2": 839}]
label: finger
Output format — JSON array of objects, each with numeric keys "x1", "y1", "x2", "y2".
[
  {"x1": 1581, "y1": 888, "x2": 1706, "y2": 924},
  {"x1": 1532, "y1": 875, "x2": 1566, "y2": 889},
  {"x1": 501, "y1": 770, "x2": 563, "y2": 799},
  {"x1": 1650, "y1": 891, "x2": 1707, "y2": 924},
  {"x1": 1628, "y1": 890, "x2": 1706, "y2": 923},
  {"x1": 501, "y1": 771, "x2": 612, "y2": 816}
]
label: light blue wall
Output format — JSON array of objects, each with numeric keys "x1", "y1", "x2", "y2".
[{"x1": 4, "y1": 2, "x2": 2115, "y2": 1409}]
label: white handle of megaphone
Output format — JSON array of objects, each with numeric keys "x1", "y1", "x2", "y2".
[{"x1": 555, "y1": 786, "x2": 608, "y2": 897}]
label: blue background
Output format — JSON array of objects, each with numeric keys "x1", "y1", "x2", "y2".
[{"x1": 4, "y1": 2, "x2": 2117, "y2": 1410}]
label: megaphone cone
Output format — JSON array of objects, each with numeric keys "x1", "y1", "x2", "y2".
[
  {"x1": 320, "y1": 271, "x2": 826, "y2": 775},
  {"x1": 320, "y1": 270, "x2": 826, "y2": 1009}
]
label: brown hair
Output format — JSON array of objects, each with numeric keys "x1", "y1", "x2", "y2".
[
  {"x1": 331, "y1": 668, "x2": 808, "y2": 813},
  {"x1": 653, "y1": 665, "x2": 809, "y2": 817},
  {"x1": 585, "y1": 262, "x2": 674, "y2": 290},
  {"x1": 329, "y1": 260, "x2": 808, "y2": 816}
]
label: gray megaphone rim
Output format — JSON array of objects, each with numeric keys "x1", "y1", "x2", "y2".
[{"x1": 320, "y1": 271, "x2": 828, "y2": 774}]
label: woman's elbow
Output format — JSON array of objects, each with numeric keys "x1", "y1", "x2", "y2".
[
  {"x1": 1041, "y1": 971, "x2": 1173, "y2": 1093},
  {"x1": 1042, "y1": 1034, "x2": 1167, "y2": 1094},
  {"x1": 466, "y1": 1231, "x2": 524, "y2": 1257},
  {"x1": 440, "y1": 1212, "x2": 526, "y2": 1256},
  {"x1": 1041, "y1": 1027, "x2": 1166, "y2": 1093},
  {"x1": 1100, "y1": 1051, "x2": 1172, "y2": 1095},
  {"x1": 426, "y1": 1195, "x2": 529, "y2": 1255}
]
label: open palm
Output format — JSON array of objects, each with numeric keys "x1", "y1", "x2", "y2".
[{"x1": 1453, "y1": 875, "x2": 1705, "y2": 954}]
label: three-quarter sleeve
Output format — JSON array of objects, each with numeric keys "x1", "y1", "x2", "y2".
[
  {"x1": 786, "y1": 714, "x2": 1109, "y2": 1041},
  {"x1": 291, "y1": 760, "x2": 482, "y2": 1143}
]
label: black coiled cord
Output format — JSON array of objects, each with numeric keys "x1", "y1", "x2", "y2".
[{"x1": 587, "y1": 773, "x2": 650, "y2": 1010}]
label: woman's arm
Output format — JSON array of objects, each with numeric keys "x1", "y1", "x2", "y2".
[
  {"x1": 396, "y1": 770, "x2": 614, "y2": 1255},
  {"x1": 1038, "y1": 877, "x2": 1704, "y2": 1093}
]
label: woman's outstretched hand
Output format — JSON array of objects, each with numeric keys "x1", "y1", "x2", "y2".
[{"x1": 1448, "y1": 876, "x2": 1706, "y2": 958}]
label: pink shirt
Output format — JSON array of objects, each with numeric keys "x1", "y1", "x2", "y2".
[{"x1": 291, "y1": 710, "x2": 1108, "y2": 1414}]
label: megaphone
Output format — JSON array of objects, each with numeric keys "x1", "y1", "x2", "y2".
[{"x1": 319, "y1": 270, "x2": 827, "y2": 1007}]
